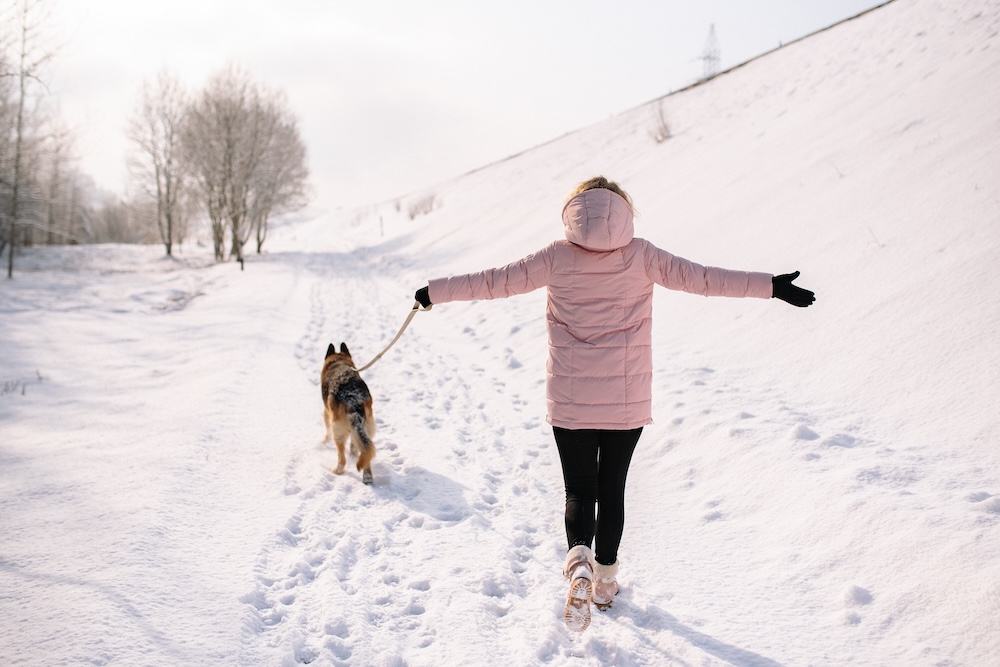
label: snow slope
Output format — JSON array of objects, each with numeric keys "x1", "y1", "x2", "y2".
[{"x1": 2, "y1": 0, "x2": 999, "y2": 665}]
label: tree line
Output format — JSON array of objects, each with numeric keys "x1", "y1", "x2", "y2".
[
  {"x1": 130, "y1": 66, "x2": 309, "y2": 263},
  {"x1": 1, "y1": 0, "x2": 310, "y2": 277}
]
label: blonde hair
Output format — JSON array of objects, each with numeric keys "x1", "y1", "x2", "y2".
[{"x1": 568, "y1": 176, "x2": 633, "y2": 208}]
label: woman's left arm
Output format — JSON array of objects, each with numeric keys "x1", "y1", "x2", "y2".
[{"x1": 642, "y1": 240, "x2": 774, "y2": 299}]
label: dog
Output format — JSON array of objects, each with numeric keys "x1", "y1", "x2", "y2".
[{"x1": 321, "y1": 342, "x2": 376, "y2": 485}]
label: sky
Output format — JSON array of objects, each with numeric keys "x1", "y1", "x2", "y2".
[{"x1": 45, "y1": 0, "x2": 889, "y2": 212}]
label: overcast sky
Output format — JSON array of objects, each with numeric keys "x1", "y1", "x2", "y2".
[{"x1": 47, "y1": 0, "x2": 887, "y2": 211}]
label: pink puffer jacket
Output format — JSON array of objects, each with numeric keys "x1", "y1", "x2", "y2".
[{"x1": 427, "y1": 188, "x2": 773, "y2": 429}]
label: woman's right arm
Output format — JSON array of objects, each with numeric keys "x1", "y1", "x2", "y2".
[{"x1": 424, "y1": 243, "x2": 556, "y2": 305}]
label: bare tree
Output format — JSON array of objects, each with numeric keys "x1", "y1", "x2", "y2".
[
  {"x1": 182, "y1": 65, "x2": 309, "y2": 264},
  {"x1": 128, "y1": 70, "x2": 189, "y2": 256},
  {"x1": 43, "y1": 128, "x2": 62, "y2": 243},
  {"x1": 0, "y1": 53, "x2": 14, "y2": 256},
  {"x1": 250, "y1": 98, "x2": 308, "y2": 253},
  {"x1": 39, "y1": 121, "x2": 78, "y2": 245},
  {"x1": 1, "y1": 0, "x2": 57, "y2": 278},
  {"x1": 183, "y1": 65, "x2": 250, "y2": 261}
]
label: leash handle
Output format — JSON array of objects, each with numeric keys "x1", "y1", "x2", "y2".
[{"x1": 356, "y1": 301, "x2": 429, "y2": 372}]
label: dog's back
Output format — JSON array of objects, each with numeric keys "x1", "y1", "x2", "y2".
[{"x1": 322, "y1": 343, "x2": 376, "y2": 484}]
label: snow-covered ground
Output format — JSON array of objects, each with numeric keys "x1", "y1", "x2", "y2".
[{"x1": 3, "y1": 0, "x2": 999, "y2": 665}]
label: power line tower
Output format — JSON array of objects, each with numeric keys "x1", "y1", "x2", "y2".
[{"x1": 701, "y1": 24, "x2": 721, "y2": 80}]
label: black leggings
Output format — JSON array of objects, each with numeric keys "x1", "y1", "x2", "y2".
[{"x1": 553, "y1": 426, "x2": 642, "y2": 566}]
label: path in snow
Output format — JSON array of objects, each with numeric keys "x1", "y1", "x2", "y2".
[{"x1": 233, "y1": 233, "x2": 794, "y2": 666}]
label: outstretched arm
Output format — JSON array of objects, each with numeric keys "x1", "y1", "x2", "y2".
[
  {"x1": 420, "y1": 244, "x2": 556, "y2": 306},
  {"x1": 643, "y1": 241, "x2": 773, "y2": 299}
]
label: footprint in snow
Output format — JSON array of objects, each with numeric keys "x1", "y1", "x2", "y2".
[
  {"x1": 823, "y1": 433, "x2": 857, "y2": 448},
  {"x1": 792, "y1": 424, "x2": 820, "y2": 441},
  {"x1": 967, "y1": 492, "x2": 1000, "y2": 514},
  {"x1": 841, "y1": 584, "x2": 873, "y2": 625},
  {"x1": 843, "y1": 584, "x2": 873, "y2": 606}
]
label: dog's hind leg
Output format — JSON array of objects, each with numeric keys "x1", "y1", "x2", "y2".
[
  {"x1": 332, "y1": 419, "x2": 349, "y2": 475},
  {"x1": 323, "y1": 407, "x2": 333, "y2": 443},
  {"x1": 357, "y1": 452, "x2": 374, "y2": 485},
  {"x1": 351, "y1": 409, "x2": 376, "y2": 485}
]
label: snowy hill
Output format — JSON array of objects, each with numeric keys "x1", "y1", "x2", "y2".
[{"x1": 2, "y1": 0, "x2": 999, "y2": 665}]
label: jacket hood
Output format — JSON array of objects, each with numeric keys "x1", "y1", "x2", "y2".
[{"x1": 561, "y1": 188, "x2": 634, "y2": 252}]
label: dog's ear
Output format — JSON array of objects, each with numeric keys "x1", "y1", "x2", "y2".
[
  {"x1": 325, "y1": 343, "x2": 336, "y2": 359},
  {"x1": 340, "y1": 342, "x2": 350, "y2": 356}
]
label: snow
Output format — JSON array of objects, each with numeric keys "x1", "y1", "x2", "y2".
[{"x1": 2, "y1": 0, "x2": 999, "y2": 664}]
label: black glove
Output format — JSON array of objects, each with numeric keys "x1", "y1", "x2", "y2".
[
  {"x1": 772, "y1": 271, "x2": 815, "y2": 307},
  {"x1": 415, "y1": 286, "x2": 432, "y2": 308}
]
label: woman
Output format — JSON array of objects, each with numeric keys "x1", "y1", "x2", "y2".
[{"x1": 414, "y1": 176, "x2": 814, "y2": 631}]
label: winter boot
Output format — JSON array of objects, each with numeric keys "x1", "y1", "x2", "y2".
[
  {"x1": 562, "y1": 545, "x2": 594, "y2": 631},
  {"x1": 592, "y1": 560, "x2": 619, "y2": 611}
]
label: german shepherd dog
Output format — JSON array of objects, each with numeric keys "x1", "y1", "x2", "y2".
[{"x1": 321, "y1": 343, "x2": 376, "y2": 485}]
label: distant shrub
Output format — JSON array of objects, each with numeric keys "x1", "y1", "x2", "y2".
[
  {"x1": 408, "y1": 194, "x2": 438, "y2": 220},
  {"x1": 650, "y1": 99, "x2": 672, "y2": 144}
]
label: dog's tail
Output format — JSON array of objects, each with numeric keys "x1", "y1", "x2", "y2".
[{"x1": 349, "y1": 406, "x2": 375, "y2": 472}]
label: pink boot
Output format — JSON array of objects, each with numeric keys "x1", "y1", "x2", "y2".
[
  {"x1": 562, "y1": 545, "x2": 594, "y2": 631},
  {"x1": 592, "y1": 560, "x2": 619, "y2": 610}
]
